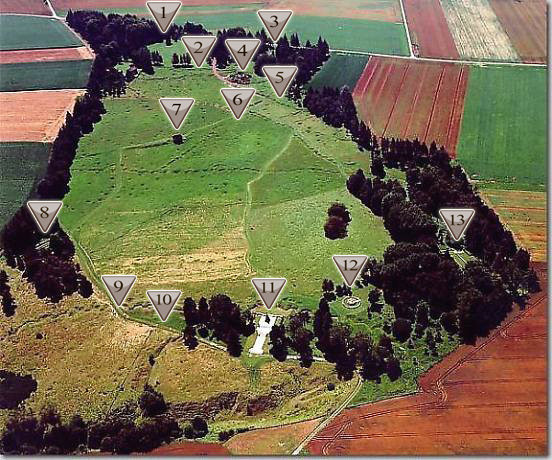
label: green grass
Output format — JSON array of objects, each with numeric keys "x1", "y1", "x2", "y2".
[
  {"x1": 308, "y1": 53, "x2": 369, "y2": 90},
  {"x1": 0, "y1": 59, "x2": 92, "y2": 91},
  {"x1": 457, "y1": 66, "x2": 546, "y2": 189},
  {"x1": 61, "y1": 42, "x2": 391, "y2": 315},
  {"x1": 0, "y1": 142, "x2": 50, "y2": 229},
  {"x1": 0, "y1": 15, "x2": 82, "y2": 51}
]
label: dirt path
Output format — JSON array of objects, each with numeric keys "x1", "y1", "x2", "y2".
[{"x1": 307, "y1": 263, "x2": 547, "y2": 455}]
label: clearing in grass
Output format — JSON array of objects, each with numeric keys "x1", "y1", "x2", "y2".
[
  {"x1": 456, "y1": 66, "x2": 546, "y2": 188},
  {"x1": 0, "y1": 15, "x2": 82, "y2": 51}
]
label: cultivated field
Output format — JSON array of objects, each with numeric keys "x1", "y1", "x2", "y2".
[
  {"x1": 0, "y1": 90, "x2": 84, "y2": 141},
  {"x1": 0, "y1": 46, "x2": 92, "y2": 64},
  {"x1": 481, "y1": 188, "x2": 546, "y2": 263},
  {"x1": 353, "y1": 57, "x2": 469, "y2": 155},
  {"x1": 0, "y1": 142, "x2": 49, "y2": 228},
  {"x1": 0, "y1": 0, "x2": 51, "y2": 15},
  {"x1": 0, "y1": 59, "x2": 92, "y2": 91},
  {"x1": 308, "y1": 264, "x2": 548, "y2": 455},
  {"x1": 267, "y1": 0, "x2": 402, "y2": 21},
  {"x1": 440, "y1": 0, "x2": 519, "y2": 61},
  {"x1": 0, "y1": 15, "x2": 82, "y2": 51},
  {"x1": 403, "y1": 0, "x2": 458, "y2": 59},
  {"x1": 489, "y1": 0, "x2": 547, "y2": 64},
  {"x1": 456, "y1": 66, "x2": 546, "y2": 187},
  {"x1": 61, "y1": 42, "x2": 391, "y2": 313},
  {"x1": 308, "y1": 54, "x2": 369, "y2": 90}
]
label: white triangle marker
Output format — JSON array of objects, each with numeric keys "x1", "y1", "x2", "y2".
[
  {"x1": 26, "y1": 200, "x2": 63, "y2": 234},
  {"x1": 101, "y1": 275, "x2": 137, "y2": 307},
  {"x1": 332, "y1": 255, "x2": 368, "y2": 287},
  {"x1": 251, "y1": 278, "x2": 287, "y2": 310},
  {"x1": 220, "y1": 88, "x2": 255, "y2": 120},
  {"x1": 181, "y1": 35, "x2": 217, "y2": 67},
  {"x1": 146, "y1": 1, "x2": 181, "y2": 33},
  {"x1": 439, "y1": 208, "x2": 475, "y2": 241},
  {"x1": 263, "y1": 65, "x2": 298, "y2": 98},
  {"x1": 257, "y1": 10, "x2": 293, "y2": 42},
  {"x1": 225, "y1": 38, "x2": 261, "y2": 70},
  {"x1": 159, "y1": 98, "x2": 195, "y2": 130},
  {"x1": 146, "y1": 290, "x2": 182, "y2": 322}
]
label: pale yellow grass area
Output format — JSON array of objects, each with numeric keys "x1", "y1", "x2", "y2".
[
  {"x1": 441, "y1": 0, "x2": 519, "y2": 61},
  {"x1": 0, "y1": 264, "x2": 173, "y2": 426}
]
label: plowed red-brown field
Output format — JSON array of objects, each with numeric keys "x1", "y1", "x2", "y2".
[
  {"x1": 489, "y1": 0, "x2": 547, "y2": 64},
  {"x1": 403, "y1": 0, "x2": 459, "y2": 58},
  {"x1": 0, "y1": 46, "x2": 92, "y2": 64},
  {"x1": 148, "y1": 441, "x2": 231, "y2": 455},
  {"x1": 308, "y1": 263, "x2": 547, "y2": 455},
  {"x1": 353, "y1": 57, "x2": 469, "y2": 156},
  {"x1": 0, "y1": 89, "x2": 84, "y2": 142},
  {"x1": 0, "y1": 0, "x2": 51, "y2": 15}
]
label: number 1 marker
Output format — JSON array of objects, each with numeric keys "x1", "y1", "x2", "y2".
[{"x1": 146, "y1": 1, "x2": 181, "y2": 33}]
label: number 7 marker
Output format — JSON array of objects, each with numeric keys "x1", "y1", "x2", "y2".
[
  {"x1": 159, "y1": 98, "x2": 195, "y2": 130},
  {"x1": 332, "y1": 255, "x2": 368, "y2": 287},
  {"x1": 251, "y1": 278, "x2": 287, "y2": 310}
]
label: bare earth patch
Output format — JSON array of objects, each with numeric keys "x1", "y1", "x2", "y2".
[
  {"x1": 0, "y1": 89, "x2": 84, "y2": 142},
  {"x1": 0, "y1": 46, "x2": 92, "y2": 64}
]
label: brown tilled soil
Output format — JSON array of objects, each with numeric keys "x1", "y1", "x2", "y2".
[
  {"x1": 0, "y1": 0, "x2": 51, "y2": 15},
  {"x1": 0, "y1": 89, "x2": 84, "y2": 142},
  {"x1": 308, "y1": 263, "x2": 547, "y2": 455},
  {"x1": 0, "y1": 46, "x2": 92, "y2": 64},
  {"x1": 353, "y1": 57, "x2": 469, "y2": 156},
  {"x1": 489, "y1": 0, "x2": 547, "y2": 64},
  {"x1": 51, "y1": 0, "x2": 259, "y2": 8},
  {"x1": 148, "y1": 441, "x2": 231, "y2": 455},
  {"x1": 403, "y1": 0, "x2": 459, "y2": 58}
]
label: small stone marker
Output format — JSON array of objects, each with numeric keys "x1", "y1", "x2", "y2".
[
  {"x1": 439, "y1": 208, "x2": 475, "y2": 241},
  {"x1": 181, "y1": 35, "x2": 217, "y2": 67},
  {"x1": 220, "y1": 88, "x2": 256, "y2": 120},
  {"x1": 251, "y1": 278, "x2": 287, "y2": 310},
  {"x1": 159, "y1": 98, "x2": 195, "y2": 130},
  {"x1": 225, "y1": 38, "x2": 261, "y2": 70},
  {"x1": 332, "y1": 255, "x2": 368, "y2": 287},
  {"x1": 101, "y1": 275, "x2": 137, "y2": 307},
  {"x1": 257, "y1": 10, "x2": 293, "y2": 42},
  {"x1": 146, "y1": 1, "x2": 181, "y2": 33},
  {"x1": 263, "y1": 65, "x2": 298, "y2": 97},
  {"x1": 146, "y1": 290, "x2": 182, "y2": 322},
  {"x1": 26, "y1": 200, "x2": 63, "y2": 234}
]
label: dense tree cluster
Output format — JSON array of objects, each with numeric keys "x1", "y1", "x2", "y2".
[
  {"x1": 1, "y1": 388, "x2": 182, "y2": 455},
  {"x1": 181, "y1": 295, "x2": 256, "y2": 357},
  {"x1": 324, "y1": 202, "x2": 351, "y2": 239},
  {"x1": 0, "y1": 270, "x2": 16, "y2": 317},
  {"x1": 269, "y1": 311, "x2": 314, "y2": 367},
  {"x1": 172, "y1": 52, "x2": 192, "y2": 67}
]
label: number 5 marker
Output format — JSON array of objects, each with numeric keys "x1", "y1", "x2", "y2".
[
  {"x1": 251, "y1": 278, "x2": 287, "y2": 310},
  {"x1": 332, "y1": 255, "x2": 368, "y2": 287}
]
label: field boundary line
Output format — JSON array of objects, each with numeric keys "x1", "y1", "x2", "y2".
[
  {"x1": 382, "y1": 62, "x2": 410, "y2": 137},
  {"x1": 422, "y1": 65, "x2": 445, "y2": 143},
  {"x1": 398, "y1": 0, "x2": 415, "y2": 57}
]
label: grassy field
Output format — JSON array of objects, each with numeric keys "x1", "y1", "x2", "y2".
[
  {"x1": 457, "y1": 66, "x2": 546, "y2": 189},
  {"x1": 61, "y1": 42, "x2": 391, "y2": 322},
  {"x1": 0, "y1": 59, "x2": 92, "y2": 91},
  {"x1": 0, "y1": 142, "x2": 49, "y2": 228},
  {"x1": 0, "y1": 15, "x2": 82, "y2": 51},
  {"x1": 308, "y1": 53, "x2": 369, "y2": 90}
]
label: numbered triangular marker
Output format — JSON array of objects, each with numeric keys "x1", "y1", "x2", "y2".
[
  {"x1": 263, "y1": 65, "x2": 298, "y2": 97},
  {"x1": 146, "y1": 290, "x2": 182, "y2": 322},
  {"x1": 225, "y1": 39, "x2": 261, "y2": 70},
  {"x1": 251, "y1": 278, "x2": 287, "y2": 310},
  {"x1": 220, "y1": 88, "x2": 255, "y2": 120},
  {"x1": 257, "y1": 10, "x2": 293, "y2": 42},
  {"x1": 146, "y1": 1, "x2": 181, "y2": 33},
  {"x1": 159, "y1": 98, "x2": 194, "y2": 130},
  {"x1": 439, "y1": 208, "x2": 475, "y2": 241},
  {"x1": 332, "y1": 255, "x2": 368, "y2": 287},
  {"x1": 182, "y1": 35, "x2": 217, "y2": 67},
  {"x1": 26, "y1": 200, "x2": 63, "y2": 234},
  {"x1": 101, "y1": 275, "x2": 137, "y2": 307}
]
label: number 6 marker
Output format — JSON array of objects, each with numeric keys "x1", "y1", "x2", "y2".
[
  {"x1": 220, "y1": 88, "x2": 256, "y2": 120},
  {"x1": 332, "y1": 255, "x2": 368, "y2": 287}
]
